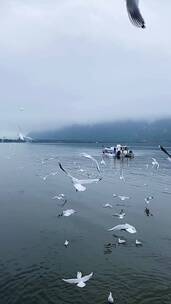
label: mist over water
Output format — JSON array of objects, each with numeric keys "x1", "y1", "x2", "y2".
[{"x1": 0, "y1": 143, "x2": 171, "y2": 304}]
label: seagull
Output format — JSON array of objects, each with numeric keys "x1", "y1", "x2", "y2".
[
  {"x1": 103, "y1": 203, "x2": 113, "y2": 208},
  {"x1": 64, "y1": 240, "x2": 69, "y2": 247},
  {"x1": 81, "y1": 153, "x2": 100, "y2": 173},
  {"x1": 78, "y1": 168, "x2": 85, "y2": 173},
  {"x1": 113, "y1": 212, "x2": 126, "y2": 219},
  {"x1": 58, "y1": 162, "x2": 102, "y2": 192},
  {"x1": 118, "y1": 238, "x2": 126, "y2": 244},
  {"x1": 108, "y1": 223, "x2": 136, "y2": 233},
  {"x1": 126, "y1": 0, "x2": 145, "y2": 29},
  {"x1": 145, "y1": 196, "x2": 154, "y2": 204},
  {"x1": 52, "y1": 193, "x2": 65, "y2": 200},
  {"x1": 62, "y1": 272, "x2": 93, "y2": 288},
  {"x1": 152, "y1": 158, "x2": 159, "y2": 169},
  {"x1": 136, "y1": 239, "x2": 142, "y2": 246},
  {"x1": 108, "y1": 292, "x2": 114, "y2": 303},
  {"x1": 120, "y1": 174, "x2": 125, "y2": 182},
  {"x1": 62, "y1": 209, "x2": 76, "y2": 217},
  {"x1": 118, "y1": 196, "x2": 130, "y2": 201},
  {"x1": 100, "y1": 158, "x2": 106, "y2": 166}
]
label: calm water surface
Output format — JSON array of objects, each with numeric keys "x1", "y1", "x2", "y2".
[{"x1": 0, "y1": 143, "x2": 171, "y2": 304}]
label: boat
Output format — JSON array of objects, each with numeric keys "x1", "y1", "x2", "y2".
[{"x1": 102, "y1": 144, "x2": 134, "y2": 159}]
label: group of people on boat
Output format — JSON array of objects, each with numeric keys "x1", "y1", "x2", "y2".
[{"x1": 102, "y1": 144, "x2": 134, "y2": 159}]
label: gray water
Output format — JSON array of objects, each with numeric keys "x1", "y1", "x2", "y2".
[{"x1": 0, "y1": 143, "x2": 171, "y2": 304}]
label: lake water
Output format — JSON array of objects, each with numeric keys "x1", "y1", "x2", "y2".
[{"x1": 0, "y1": 143, "x2": 171, "y2": 304}]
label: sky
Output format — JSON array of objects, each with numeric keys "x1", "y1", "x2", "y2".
[{"x1": 0, "y1": 0, "x2": 171, "y2": 137}]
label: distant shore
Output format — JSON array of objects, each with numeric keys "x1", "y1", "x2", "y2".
[{"x1": 1, "y1": 139, "x2": 171, "y2": 145}]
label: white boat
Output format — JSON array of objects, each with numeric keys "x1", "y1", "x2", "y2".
[{"x1": 102, "y1": 144, "x2": 134, "y2": 159}]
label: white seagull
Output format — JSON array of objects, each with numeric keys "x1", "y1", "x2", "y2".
[
  {"x1": 62, "y1": 272, "x2": 93, "y2": 288},
  {"x1": 118, "y1": 238, "x2": 126, "y2": 244},
  {"x1": 118, "y1": 196, "x2": 130, "y2": 201},
  {"x1": 152, "y1": 158, "x2": 159, "y2": 169},
  {"x1": 100, "y1": 158, "x2": 106, "y2": 166},
  {"x1": 125, "y1": 0, "x2": 145, "y2": 29},
  {"x1": 136, "y1": 239, "x2": 142, "y2": 246},
  {"x1": 63, "y1": 209, "x2": 76, "y2": 217},
  {"x1": 52, "y1": 193, "x2": 65, "y2": 200},
  {"x1": 81, "y1": 153, "x2": 100, "y2": 173},
  {"x1": 108, "y1": 223, "x2": 136, "y2": 234},
  {"x1": 64, "y1": 240, "x2": 69, "y2": 247},
  {"x1": 58, "y1": 162, "x2": 102, "y2": 192},
  {"x1": 108, "y1": 292, "x2": 114, "y2": 303},
  {"x1": 113, "y1": 212, "x2": 126, "y2": 219},
  {"x1": 145, "y1": 196, "x2": 154, "y2": 204},
  {"x1": 103, "y1": 203, "x2": 113, "y2": 208}
]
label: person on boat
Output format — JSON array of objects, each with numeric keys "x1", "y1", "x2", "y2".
[{"x1": 116, "y1": 150, "x2": 121, "y2": 159}]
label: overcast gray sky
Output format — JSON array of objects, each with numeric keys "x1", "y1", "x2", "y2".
[{"x1": 0, "y1": 0, "x2": 171, "y2": 136}]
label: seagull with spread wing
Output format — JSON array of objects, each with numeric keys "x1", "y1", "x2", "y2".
[
  {"x1": 108, "y1": 223, "x2": 136, "y2": 233},
  {"x1": 62, "y1": 272, "x2": 93, "y2": 288},
  {"x1": 58, "y1": 162, "x2": 102, "y2": 191}
]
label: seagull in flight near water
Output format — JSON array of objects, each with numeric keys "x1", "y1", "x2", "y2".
[
  {"x1": 62, "y1": 272, "x2": 93, "y2": 288},
  {"x1": 58, "y1": 162, "x2": 102, "y2": 191},
  {"x1": 125, "y1": 0, "x2": 145, "y2": 29}
]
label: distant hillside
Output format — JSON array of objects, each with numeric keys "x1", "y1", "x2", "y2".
[{"x1": 29, "y1": 119, "x2": 171, "y2": 143}]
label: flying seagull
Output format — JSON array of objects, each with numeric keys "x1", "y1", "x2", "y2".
[
  {"x1": 81, "y1": 153, "x2": 100, "y2": 173},
  {"x1": 108, "y1": 223, "x2": 136, "y2": 233},
  {"x1": 62, "y1": 272, "x2": 93, "y2": 288},
  {"x1": 152, "y1": 158, "x2": 159, "y2": 169},
  {"x1": 103, "y1": 203, "x2": 113, "y2": 208},
  {"x1": 126, "y1": 0, "x2": 145, "y2": 28},
  {"x1": 113, "y1": 212, "x2": 126, "y2": 219},
  {"x1": 58, "y1": 162, "x2": 102, "y2": 191}
]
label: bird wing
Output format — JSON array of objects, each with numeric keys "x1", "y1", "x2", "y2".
[
  {"x1": 58, "y1": 162, "x2": 78, "y2": 181},
  {"x1": 81, "y1": 153, "x2": 100, "y2": 173},
  {"x1": 78, "y1": 178, "x2": 101, "y2": 185},
  {"x1": 108, "y1": 224, "x2": 125, "y2": 231},
  {"x1": 126, "y1": 0, "x2": 145, "y2": 28},
  {"x1": 125, "y1": 223, "x2": 137, "y2": 233},
  {"x1": 62, "y1": 278, "x2": 79, "y2": 284},
  {"x1": 73, "y1": 183, "x2": 86, "y2": 192},
  {"x1": 82, "y1": 272, "x2": 93, "y2": 283},
  {"x1": 113, "y1": 213, "x2": 120, "y2": 217},
  {"x1": 63, "y1": 209, "x2": 75, "y2": 216},
  {"x1": 159, "y1": 145, "x2": 171, "y2": 158},
  {"x1": 58, "y1": 162, "x2": 72, "y2": 178},
  {"x1": 77, "y1": 272, "x2": 82, "y2": 279}
]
